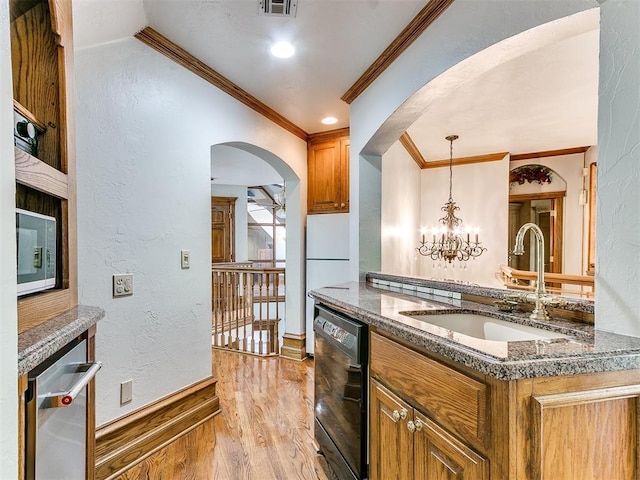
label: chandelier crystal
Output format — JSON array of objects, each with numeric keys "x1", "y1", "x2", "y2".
[{"x1": 417, "y1": 135, "x2": 486, "y2": 263}]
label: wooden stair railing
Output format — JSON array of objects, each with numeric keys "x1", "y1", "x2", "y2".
[{"x1": 212, "y1": 264, "x2": 285, "y2": 356}]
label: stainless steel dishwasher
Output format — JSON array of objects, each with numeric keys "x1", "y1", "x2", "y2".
[{"x1": 25, "y1": 338, "x2": 102, "y2": 480}]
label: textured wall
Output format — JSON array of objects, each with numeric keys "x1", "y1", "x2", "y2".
[
  {"x1": 75, "y1": 38, "x2": 307, "y2": 425},
  {"x1": 0, "y1": 0, "x2": 18, "y2": 476},
  {"x1": 381, "y1": 141, "x2": 421, "y2": 277},
  {"x1": 596, "y1": 0, "x2": 640, "y2": 336},
  {"x1": 419, "y1": 157, "x2": 509, "y2": 286}
]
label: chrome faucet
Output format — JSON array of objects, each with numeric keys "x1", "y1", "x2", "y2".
[{"x1": 512, "y1": 223, "x2": 550, "y2": 321}]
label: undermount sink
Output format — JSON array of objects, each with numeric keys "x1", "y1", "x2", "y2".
[{"x1": 399, "y1": 312, "x2": 570, "y2": 342}]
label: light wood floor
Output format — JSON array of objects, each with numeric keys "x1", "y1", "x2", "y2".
[{"x1": 117, "y1": 349, "x2": 338, "y2": 480}]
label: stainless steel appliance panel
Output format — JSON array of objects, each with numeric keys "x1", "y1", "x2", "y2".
[{"x1": 26, "y1": 340, "x2": 101, "y2": 480}]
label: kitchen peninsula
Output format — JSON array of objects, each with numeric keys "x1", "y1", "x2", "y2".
[{"x1": 310, "y1": 272, "x2": 640, "y2": 480}]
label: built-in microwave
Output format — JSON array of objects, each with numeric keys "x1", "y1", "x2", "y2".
[{"x1": 16, "y1": 209, "x2": 56, "y2": 296}]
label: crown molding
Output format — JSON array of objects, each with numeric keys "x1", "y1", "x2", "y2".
[
  {"x1": 135, "y1": 27, "x2": 309, "y2": 142},
  {"x1": 510, "y1": 146, "x2": 590, "y2": 161},
  {"x1": 399, "y1": 132, "x2": 428, "y2": 169},
  {"x1": 423, "y1": 152, "x2": 509, "y2": 169},
  {"x1": 341, "y1": 0, "x2": 455, "y2": 104}
]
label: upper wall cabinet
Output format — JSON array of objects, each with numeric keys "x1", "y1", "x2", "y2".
[
  {"x1": 307, "y1": 128, "x2": 349, "y2": 215},
  {"x1": 10, "y1": 0, "x2": 77, "y2": 332}
]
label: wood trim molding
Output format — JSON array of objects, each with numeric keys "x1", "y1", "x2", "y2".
[
  {"x1": 422, "y1": 151, "x2": 508, "y2": 169},
  {"x1": 135, "y1": 26, "x2": 309, "y2": 142},
  {"x1": 509, "y1": 191, "x2": 566, "y2": 202},
  {"x1": 510, "y1": 146, "x2": 590, "y2": 161},
  {"x1": 95, "y1": 376, "x2": 220, "y2": 480},
  {"x1": 308, "y1": 127, "x2": 350, "y2": 144},
  {"x1": 15, "y1": 147, "x2": 69, "y2": 199},
  {"x1": 399, "y1": 132, "x2": 428, "y2": 169},
  {"x1": 281, "y1": 333, "x2": 307, "y2": 361},
  {"x1": 17, "y1": 289, "x2": 71, "y2": 334},
  {"x1": 341, "y1": 0, "x2": 455, "y2": 104}
]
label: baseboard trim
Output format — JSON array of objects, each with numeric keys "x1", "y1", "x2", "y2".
[
  {"x1": 95, "y1": 376, "x2": 220, "y2": 480},
  {"x1": 280, "y1": 332, "x2": 307, "y2": 361}
]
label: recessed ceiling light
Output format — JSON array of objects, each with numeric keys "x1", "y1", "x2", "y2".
[
  {"x1": 321, "y1": 117, "x2": 338, "y2": 125},
  {"x1": 270, "y1": 41, "x2": 295, "y2": 58}
]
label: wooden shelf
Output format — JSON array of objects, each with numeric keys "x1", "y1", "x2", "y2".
[{"x1": 15, "y1": 147, "x2": 68, "y2": 199}]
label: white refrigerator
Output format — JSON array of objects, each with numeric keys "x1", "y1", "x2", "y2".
[{"x1": 306, "y1": 213, "x2": 351, "y2": 355}]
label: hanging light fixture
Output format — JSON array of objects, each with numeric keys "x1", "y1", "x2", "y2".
[
  {"x1": 417, "y1": 135, "x2": 486, "y2": 263},
  {"x1": 274, "y1": 184, "x2": 286, "y2": 220}
]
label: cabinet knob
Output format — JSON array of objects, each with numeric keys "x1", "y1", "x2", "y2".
[
  {"x1": 392, "y1": 408, "x2": 408, "y2": 422},
  {"x1": 407, "y1": 419, "x2": 424, "y2": 433},
  {"x1": 340, "y1": 203, "x2": 345, "y2": 208},
  {"x1": 334, "y1": 203, "x2": 339, "y2": 208}
]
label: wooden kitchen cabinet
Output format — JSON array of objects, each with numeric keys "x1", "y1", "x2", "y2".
[
  {"x1": 10, "y1": 0, "x2": 78, "y2": 332},
  {"x1": 370, "y1": 329, "x2": 640, "y2": 480},
  {"x1": 370, "y1": 379, "x2": 487, "y2": 480},
  {"x1": 307, "y1": 128, "x2": 349, "y2": 214}
]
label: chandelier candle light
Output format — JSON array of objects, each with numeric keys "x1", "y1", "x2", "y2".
[{"x1": 416, "y1": 135, "x2": 487, "y2": 264}]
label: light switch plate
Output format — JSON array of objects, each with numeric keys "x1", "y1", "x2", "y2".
[
  {"x1": 181, "y1": 250, "x2": 190, "y2": 269},
  {"x1": 113, "y1": 274, "x2": 133, "y2": 297},
  {"x1": 120, "y1": 380, "x2": 133, "y2": 404}
]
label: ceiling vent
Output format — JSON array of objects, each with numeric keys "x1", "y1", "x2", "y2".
[{"x1": 259, "y1": 0, "x2": 297, "y2": 17}]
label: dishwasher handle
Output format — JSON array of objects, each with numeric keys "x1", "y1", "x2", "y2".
[{"x1": 42, "y1": 361, "x2": 102, "y2": 408}]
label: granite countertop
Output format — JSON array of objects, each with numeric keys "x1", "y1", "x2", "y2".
[
  {"x1": 309, "y1": 281, "x2": 640, "y2": 380},
  {"x1": 18, "y1": 305, "x2": 105, "y2": 375}
]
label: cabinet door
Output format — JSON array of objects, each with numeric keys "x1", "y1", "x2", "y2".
[
  {"x1": 370, "y1": 379, "x2": 413, "y2": 480},
  {"x1": 339, "y1": 139, "x2": 349, "y2": 212},
  {"x1": 413, "y1": 410, "x2": 488, "y2": 480},
  {"x1": 307, "y1": 138, "x2": 349, "y2": 214}
]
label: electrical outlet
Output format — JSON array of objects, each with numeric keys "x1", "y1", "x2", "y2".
[
  {"x1": 181, "y1": 250, "x2": 190, "y2": 269},
  {"x1": 113, "y1": 274, "x2": 133, "y2": 297},
  {"x1": 120, "y1": 380, "x2": 133, "y2": 404}
]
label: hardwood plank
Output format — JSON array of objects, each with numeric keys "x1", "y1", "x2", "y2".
[
  {"x1": 135, "y1": 27, "x2": 308, "y2": 141},
  {"x1": 116, "y1": 349, "x2": 338, "y2": 480}
]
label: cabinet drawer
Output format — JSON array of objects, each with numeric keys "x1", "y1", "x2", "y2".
[{"x1": 370, "y1": 332, "x2": 488, "y2": 447}]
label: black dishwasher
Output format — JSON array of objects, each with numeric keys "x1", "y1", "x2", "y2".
[{"x1": 314, "y1": 303, "x2": 368, "y2": 480}]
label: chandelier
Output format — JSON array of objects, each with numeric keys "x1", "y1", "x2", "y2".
[{"x1": 416, "y1": 135, "x2": 486, "y2": 263}]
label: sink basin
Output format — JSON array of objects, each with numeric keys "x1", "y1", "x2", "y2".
[{"x1": 399, "y1": 312, "x2": 570, "y2": 342}]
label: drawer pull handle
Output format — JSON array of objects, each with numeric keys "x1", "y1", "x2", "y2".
[
  {"x1": 407, "y1": 419, "x2": 424, "y2": 433},
  {"x1": 42, "y1": 361, "x2": 102, "y2": 408},
  {"x1": 392, "y1": 408, "x2": 408, "y2": 422}
]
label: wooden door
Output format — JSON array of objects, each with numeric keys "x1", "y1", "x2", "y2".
[
  {"x1": 211, "y1": 197, "x2": 235, "y2": 263},
  {"x1": 370, "y1": 379, "x2": 414, "y2": 480},
  {"x1": 413, "y1": 410, "x2": 488, "y2": 480}
]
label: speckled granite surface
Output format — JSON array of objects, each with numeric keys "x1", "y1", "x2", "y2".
[
  {"x1": 309, "y1": 281, "x2": 640, "y2": 380},
  {"x1": 18, "y1": 305, "x2": 105, "y2": 375},
  {"x1": 367, "y1": 272, "x2": 594, "y2": 314}
]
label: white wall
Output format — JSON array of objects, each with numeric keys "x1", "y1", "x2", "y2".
[
  {"x1": 0, "y1": 0, "x2": 18, "y2": 476},
  {"x1": 349, "y1": 0, "x2": 599, "y2": 281},
  {"x1": 419, "y1": 157, "x2": 509, "y2": 286},
  {"x1": 381, "y1": 141, "x2": 421, "y2": 276},
  {"x1": 211, "y1": 184, "x2": 249, "y2": 262},
  {"x1": 596, "y1": 0, "x2": 640, "y2": 337},
  {"x1": 75, "y1": 38, "x2": 307, "y2": 425}
]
